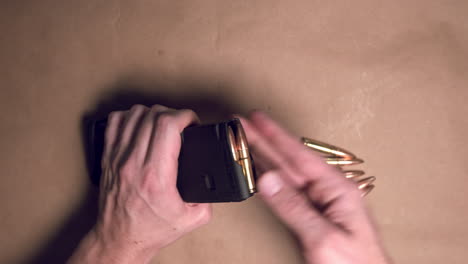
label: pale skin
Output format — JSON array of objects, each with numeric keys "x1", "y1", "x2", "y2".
[{"x1": 68, "y1": 104, "x2": 391, "y2": 264}]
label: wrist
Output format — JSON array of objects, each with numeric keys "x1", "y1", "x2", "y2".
[{"x1": 68, "y1": 227, "x2": 158, "y2": 264}]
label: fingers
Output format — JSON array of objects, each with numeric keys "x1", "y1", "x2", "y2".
[
  {"x1": 171, "y1": 109, "x2": 201, "y2": 130},
  {"x1": 245, "y1": 111, "x2": 357, "y2": 199},
  {"x1": 118, "y1": 105, "x2": 149, "y2": 149},
  {"x1": 258, "y1": 171, "x2": 332, "y2": 241},
  {"x1": 133, "y1": 105, "x2": 171, "y2": 162},
  {"x1": 306, "y1": 177, "x2": 369, "y2": 232},
  {"x1": 102, "y1": 111, "x2": 125, "y2": 168},
  {"x1": 104, "y1": 105, "x2": 199, "y2": 191},
  {"x1": 145, "y1": 109, "x2": 199, "y2": 162},
  {"x1": 236, "y1": 115, "x2": 300, "y2": 187},
  {"x1": 249, "y1": 111, "x2": 339, "y2": 185},
  {"x1": 101, "y1": 111, "x2": 125, "y2": 191},
  {"x1": 241, "y1": 111, "x2": 369, "y2": 232},
  {"x1": 144, "y1": 108, "x2": 200, "y2": 187}
]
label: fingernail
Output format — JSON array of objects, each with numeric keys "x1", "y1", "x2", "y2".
[{"x1": 260, "y1": 171, "x2": 283, "y2": 197}]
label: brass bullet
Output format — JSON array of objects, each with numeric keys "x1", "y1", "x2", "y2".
[
  {"x1": 361, "y1": 185, "x2": 374, "y2": 197},
  {"x1": 299, "y1": 136, "x2": 376, "y2": 195},
  {"x1": 234, "y1": 124, "x2": 256, "y2": 193},
  {"x1": 302, "y1": 137, "x2": 356, "y2": 159},
  {"x1": 227, "y1": 127, "x2": 239, "y2": 161},
  {"x1": 326, "y1": 158, "x2": 364, "y2": 166},
  {"x1": 343, "y1": 170, "x2": 365, "y2": 179},
  {"x1": 357, "y1": 176, "x2": 376, "y2": 190},
  {"x1": 235, "y1": 124, "x2": 249, "y2": 160}
]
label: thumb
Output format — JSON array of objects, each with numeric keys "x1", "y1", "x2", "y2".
[{"x1": 258, "y1": 171, "x2": 332, "y2": 240}]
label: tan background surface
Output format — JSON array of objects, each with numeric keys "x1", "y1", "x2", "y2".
[{"x1": 1, "y1": 0, "x2": 468, "y2": 263}]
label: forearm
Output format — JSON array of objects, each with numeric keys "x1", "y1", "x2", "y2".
[{"x1": 67, "y1": 228, "x2": 156, "y2": 264}]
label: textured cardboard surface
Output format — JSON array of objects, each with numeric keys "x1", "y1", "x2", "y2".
[{"x1": 1, "y1": 1, "x2": 468, "y2": 263}]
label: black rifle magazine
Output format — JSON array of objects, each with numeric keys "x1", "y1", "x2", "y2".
[
  {"x1": 177, "y1": 119, "x2": 256, "y2": 203},
  {"x1": 87, "y1": 118, "x2": 257, "y2": 203}
]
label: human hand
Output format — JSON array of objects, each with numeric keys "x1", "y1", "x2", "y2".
[
  {"x1": 68, "y1": 105, "x2": 211, "y2": 264},
  {"x1": 238, "y1": 111, "x2": 391, "y2": 264}
]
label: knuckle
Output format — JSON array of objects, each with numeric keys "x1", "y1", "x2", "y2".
[
  {"x1": 130, "y1": 104, "x2": 147, "y2": 113},
  {"x1": 150, "y1": 104, "x2": 166, "y2": 112},
  {"x1": 128, "y1": 104, "x2": 147, "y2": 115},
  {"x1": 181, "y1": 109, "x2": 199, "y2": 122},
  {"x1": 156, "y1": 113, "x2": 175, "y2": 128},
  {"x1": 108, "y1": 111, "x2": 122, "y2": 122},
  {"x1": 180, "y1": 108, "x2": 196, "y2": 117}
]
